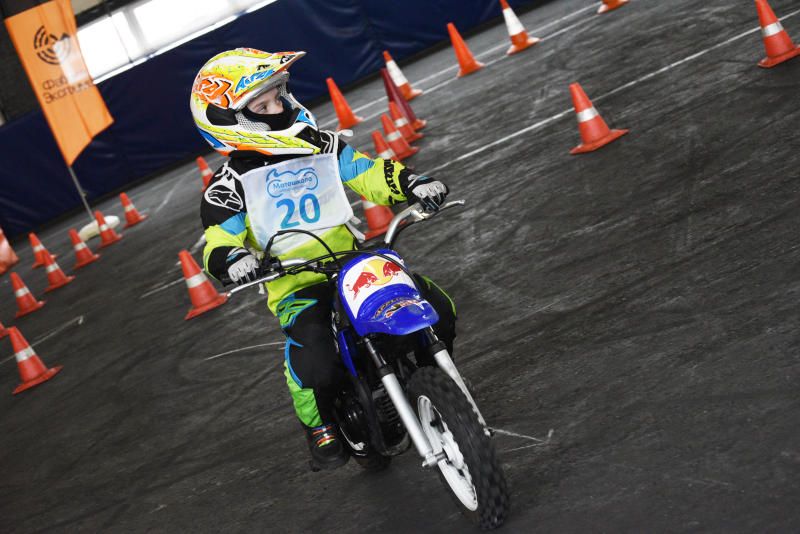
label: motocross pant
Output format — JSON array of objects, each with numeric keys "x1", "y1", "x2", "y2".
[{"x1": 276, "y1": 274, "x2": 457, "y2": 428}]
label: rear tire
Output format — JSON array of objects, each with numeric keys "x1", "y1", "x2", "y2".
[
  {"x1": 335, "y1": 388, "x2": 392, "y2": 473},
  {"x1": 407, "y1": 367, "x2": 509, "y2": 530}
]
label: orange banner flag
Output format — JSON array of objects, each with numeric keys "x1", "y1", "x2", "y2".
[{"x1": 3, "y1": 0, "x2": 113, "y2": 165}]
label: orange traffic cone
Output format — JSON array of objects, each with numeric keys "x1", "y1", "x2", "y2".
[
  {"x1": 372, "y1": 131, "x2": 397, "y2": 160},
  {"x1": 569, "y1": 83, "x2": 628, "y2": 154},
  {"x1": 362, "y1": 197, "x2": 395, "y2": 240},
  {"x1": 120, "y1": 193, "x2": 147, "y2": 228},
  {"x1": 9, "y1": 327, "x2": 62, "y2": 395},
  {"x1": 179, "y1": 250, "x2": 228, "y2": 320},
  {"x1": 28, "y1": 232, "x2": 55, "y2": 269},
  {"x1": 447, "y1": 23, "x2": 485, "y2": 77},
  {"x1": 0, "y1": 321, "x2": 9, "y2": 340},
  {"x1": 380, "y1": 69, "x2": 427, "y2": 131},
  {"x1": 326, "y1": 77, "x2": 363, "y2": 131},
  {"x1": 755, "y1": 0, "x2": 800, "y2": 67},
  {"x1": 0, "y1": 226, "x2": 19, "y2": 275},
  {"x1": 390, "y1": 101, "x2": 423, "y2": 143},
  {"x1": 197, "y1": 156, "x2": 214, "y2": 190},
  {"x1": 94, "y1": 211, "x2": 123, "y2": 248},
  {"x1": 10, "y1": 272, "x2": 45, "y2": 318},
  {"x1": 69, "y1": 229, "x2": 100, "y2": 269},
  {"x1": 42, "y1": 253, "x2": 75, "y2": 293},
  {"x1": 381, "y1": 115, "x2": 418, "y2": 161},
  {"x1": 383, "y1": 51, "x2": 423, "y2": 101},
  {"x1": 500, "y1": 0, "x2": 541, "y2": 54},
  {"x1": 598, "y1": 0, "x2": 628, "y2": 14}
]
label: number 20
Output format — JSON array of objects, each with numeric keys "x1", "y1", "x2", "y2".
[{"x1": 278, "y1": 194, "x2": 321, "y2": 229}]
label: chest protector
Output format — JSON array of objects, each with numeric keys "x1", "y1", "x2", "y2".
[{"x1": 241, "y1": 148, "x2": 353, "y2": 255}]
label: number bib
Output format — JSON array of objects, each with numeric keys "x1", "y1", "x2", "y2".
[{"x1": 241, "y1": 153, "x2": 354, "y2": 253}]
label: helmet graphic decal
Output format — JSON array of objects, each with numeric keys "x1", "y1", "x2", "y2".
[{"x1": 195, "y1": 78, "x2": 234, "y2": 107}]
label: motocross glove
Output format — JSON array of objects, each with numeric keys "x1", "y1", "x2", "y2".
[
  {"x1": 225, "y1": 247, "x2": 259, "y2": 285},
  {"x1": 405, "y1": 174, "x2": 449, "y2": 211}
]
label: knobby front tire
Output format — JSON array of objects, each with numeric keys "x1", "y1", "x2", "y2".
[{"x1": 407, "y1": 367, "x2": 509, "y2": 530}]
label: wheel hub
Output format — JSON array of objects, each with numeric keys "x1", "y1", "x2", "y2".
[{"x1": 417, "y1": 395, "x2": 478, "y2": 511}]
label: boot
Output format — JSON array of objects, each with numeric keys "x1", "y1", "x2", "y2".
[{"x1": 304, "y1": 423, "x2": 349, "y2": 471}]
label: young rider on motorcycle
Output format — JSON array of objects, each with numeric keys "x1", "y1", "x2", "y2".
[{"x1": 190, "y1": 49, "x2": 457, "y2": 470}]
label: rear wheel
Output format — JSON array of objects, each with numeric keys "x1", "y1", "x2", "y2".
[
  {"x1": 335, "y1": 388, "x2": 392, "y2": 472},
  {"x1": 407, "y1": 367, "x2": 509, "y2": 530}
]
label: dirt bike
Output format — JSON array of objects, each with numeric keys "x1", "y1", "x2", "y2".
[{"x1": 225, "y1": 201, "x2": 509, "y2": 530}]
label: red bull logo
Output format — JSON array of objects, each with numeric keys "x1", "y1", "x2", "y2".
[{"x1": 347, "y1": 258, "x2": 404, "y2": 298}]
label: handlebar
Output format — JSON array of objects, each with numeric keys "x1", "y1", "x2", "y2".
[
  {"x1": 224, "y1": 258, "x2": 307, "y2": 297},
  {"x1": 222, "y1": 200, "x2": 465, "y2": 297},
  {"x1": 383, "y1": 200, "x2": 465, "y2": 247}
]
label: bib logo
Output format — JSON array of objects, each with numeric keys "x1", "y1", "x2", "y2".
[
  {"x1": 266, "y1": 167, "x2": 319, "y2": 198},
  {"x1": 34, "y1": 26, "x2": 70, "y2": 66}
]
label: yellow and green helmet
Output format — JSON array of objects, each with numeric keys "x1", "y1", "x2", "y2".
[{"x1": 190, "y1": 48, "x2": 320, "y2": 156}]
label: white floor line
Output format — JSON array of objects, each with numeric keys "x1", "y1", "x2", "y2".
[
  {"x1": 153, "y1": 167, "x2": 194, "y2": 215},
  {"x1": 318, "y1": 2, "x2": 601, "y2": 128},
  {"x1": 492, "y1": 427, "x2": 554, "y2": 443},
  {"x1": 350, "y1": 16, "x2": 599, "y2": 128},
  {"x1": 139, "y1": 277, "x2": 184, "y2": 299},
  {"x1": 189, "y1": 233, "x2": 207, "y2": 254},
  {"x1": 590, "y1": 11, "x2": 800, "y2": 104},
  {"x1": 31, "y1": 315, "x2": 85, "y2": 346},
  {"x1": 468, "y1": 2, "x2": 602, "y2": 62},
  {"x1": 504, "y1": 439, "x2": 553, "y2": 453},
  {"x1": 425, "y1": 8, "x2": 800, "y2": 175},
  {"x1": 1, "y1": 316, "x2": 85, "y2": 366},
  {"x1": 204, "y1": 341, "x2": 285, "y2": 361}
]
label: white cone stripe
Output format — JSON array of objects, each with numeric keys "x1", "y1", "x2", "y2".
[
  {"x1": 762, "y1": 22, "x2": 784, "y2": 38},
  {"x1": 74, "y1": 242, "x2": 88, "y2": 251},
  {"x1": 15, "y1": 347, "x2": 35, "y2": 362},
  {"x1": 394, "y1": 117, "x2": 409, "y2": 127},
  {"x1": 46, "y1": 263, "x2": 61, "y2": 273},
  {"x1": 15, "y1": 287, "x2": 30, "y2": 298},
  {"x1": 386, "y1": 131, "x2": 402, "y2": 142},
  {"x1": 202, "y1": 169, "x2": 212, "y2": 176},
  {"x1": 576, "y1": 107, "x2": 599, "y2": 123},
  {"x1": 503, "y1": 8, "x2": 526, "y2": 36},
  {"x1": 186, "y1": 272, "x2": 208, "y2": 288},
  {"x1": 362, "y1": 199, "x2": 377, "y2": 209},
  {"x1": 378, "y1": 150, "x2": 395, "y2": 159},
  {"x1": 32, "y1": 245, "x2": 44, "y2": 252},
  {"x1": 99, "y1": 224, "x2": 109, "y2": 232},
  {"x1": 386, "y1": 60, "x2": 409, "y2": 86},
  {"x1": 124, "y1": 204, "x2": 134, "y2": 212}
]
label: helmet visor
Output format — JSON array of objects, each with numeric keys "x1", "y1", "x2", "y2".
[{"x1": 233, "y1": 70, "x2": 290, "y2": 111}]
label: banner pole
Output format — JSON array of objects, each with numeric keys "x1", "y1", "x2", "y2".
[{"x1": 67, "y1": 166, "x2": 94, "y2": 222}]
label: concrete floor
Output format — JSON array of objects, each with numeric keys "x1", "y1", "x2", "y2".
[{"x1": 1, "y1": 0, "x2": 799, "y2": 531}]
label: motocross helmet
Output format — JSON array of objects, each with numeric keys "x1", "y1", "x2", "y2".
[{"x1": 190, "y1": 48, "x2": 320, "y2": 156}]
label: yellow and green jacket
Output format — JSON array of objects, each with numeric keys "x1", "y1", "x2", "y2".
[{"x1": 200, "y1": 130, "x2": 411, "y2": 313}]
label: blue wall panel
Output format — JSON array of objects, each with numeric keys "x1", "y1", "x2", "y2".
[{"x1": 0, "y1": 0, "x2": 545, "y2": 237}]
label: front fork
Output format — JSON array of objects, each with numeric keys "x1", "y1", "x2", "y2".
[
  {"x1": 361, "y1": 328, "x2": 490, "y2": 469},
  {"x1": 422, "y1": 328, "x2": 491, "y2": 437}
]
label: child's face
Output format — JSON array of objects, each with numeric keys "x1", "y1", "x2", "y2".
[{"x1": 246, "y1": 87, "x2": 284, "y2": 115}]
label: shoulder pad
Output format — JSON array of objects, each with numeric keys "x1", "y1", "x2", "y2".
[
  {"x1": 318, "y1": 130, "x2": 338, "y2": 154},
  {"x1": 204, "y1": 163, "x2": 244, "y2": 212}
]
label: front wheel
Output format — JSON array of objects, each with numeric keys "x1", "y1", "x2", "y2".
[{"x1": 407, "y1": 367, "x2": 509, "y2": 530}]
